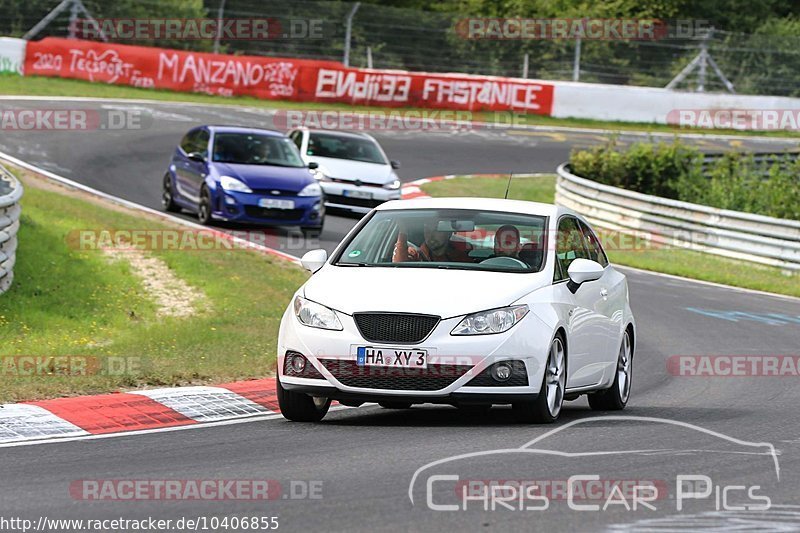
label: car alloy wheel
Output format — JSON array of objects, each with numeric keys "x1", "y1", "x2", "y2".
[
  {"x1": 588, "y1": 330, "x2": 633, "y2": 411},
  {"x1": 198, "y1": 187, "x2": 212, "y2": 225},
  {"x1": 513, "y1": 335, "x2": 566, "y2": 423},
  {"x1": 162, "y1": 174, "x2": 179, "y2": 212}
]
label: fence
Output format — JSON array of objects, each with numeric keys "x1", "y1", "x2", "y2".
[
  {"x1": 0, "y1": 164, "x2": 23, "y2": 295},
  {"x1": 7, "y1": 0, "x2": 800, "y2": 97},
  {"x1": 555, "y1": 163, "x2": 800, "y2": 271}
]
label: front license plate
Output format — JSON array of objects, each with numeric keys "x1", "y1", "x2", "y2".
[
  {"x1": 343, "y1": 189, "x2": 372, "y2": 199},
  {"x1": 258, "y1": 198, "x2": 295, "y2": 209},
  {"x1": 356, "y1": 347, "x2": 427, "y2": 369}
]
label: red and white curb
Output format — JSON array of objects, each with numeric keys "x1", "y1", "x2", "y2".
[{"x1": 0, "y1": 378, "x2": 284, "y2": 445}]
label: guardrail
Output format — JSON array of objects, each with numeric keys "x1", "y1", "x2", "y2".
[
  {"x1": 0, "y1": 163, "x2": 22, "y2": 295},
  {"x1": 555, "y1": 163, "x2": 800, "y2": 272},
  {"x1": 701, "y1": 151, "x2": 800, "y2": 177}
]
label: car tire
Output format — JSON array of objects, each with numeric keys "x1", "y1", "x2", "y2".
[
  {"x1": 197, "y1": 186, "x2": 213, "y2": 225},
  {"x1": 512, "y1": 334, "x2": 566, "y2": 424},
  {"x1": 379, "y1": 401, "x2": 412, "y2": 409},
  {"x1": 588, "y1": 329, "x2": 632, "y2": 411},
  {"x1": 277, "y1": 379, "x2": 331, "y2": 422},
  {"x1": 162, "y1": 173, "x2": 180, "y2": 213}
]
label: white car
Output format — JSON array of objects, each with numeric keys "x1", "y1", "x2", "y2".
[
  {"x1": 277, "y1": 198, "x2": 636, "y2": 423},
  {"x1": 287, "y1": 129, "x2": 402, "y2": 213}
]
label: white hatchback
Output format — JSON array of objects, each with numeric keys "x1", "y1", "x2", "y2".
[
  {"x1": 287, "y1": 129, "x2": 402, "y2": 213},
  {"x1": 277, "y1": 197, "x2": 636, "y2": 423}
]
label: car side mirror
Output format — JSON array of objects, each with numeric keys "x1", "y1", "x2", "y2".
[
  {"x1": 567, "y1": 258, "x2": 604, "y2": 293},
  {"x1": 300, "y1": 249, "x2": 328, "y2": 273},
  {"x1": 187, "y1": 152, "x2": 207, "y2": 163},
  {"x1": 390, "y1": 160, "x2": 400, "y2": 169},
  {"x1": 308, "y1": 162, "x2": 319, "y2": 170}
]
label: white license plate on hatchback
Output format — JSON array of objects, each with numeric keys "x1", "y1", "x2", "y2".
[
  {"x1": 344, "y1": 189, "x2": 372, "y2": 199},
  {"x1": 258, "y1": 198, "x2": 295, "y2": 209},
  {"x1": 356, "y1": 346, "x2": 427, "y2": 369}
]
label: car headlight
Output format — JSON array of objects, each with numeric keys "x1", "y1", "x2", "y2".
[
  {"x1": 298, "y1": 182, "x2": 322, "y2": 197},
  {"x1": 294, "y1": 296, "x2": 342, "y2": 330},
  {"x1": 383, "y1": 179, "x2": 401, "y2": 190},
  {"x1": 451, "y1": 305, "x2": 529, "y2": 335},
  {"x1": 220, "y1": 176, "x2": 252, "y2": 193},
  {"x1": 310, "y1": 168, "x2": 329, "y2": 181}
]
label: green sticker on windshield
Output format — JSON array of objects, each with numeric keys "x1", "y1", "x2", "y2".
[{"x1": 348, "y1": 250, "x2": 362, "y2": 258}]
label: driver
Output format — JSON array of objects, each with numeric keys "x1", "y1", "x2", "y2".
[
  {"x1": 492, "y1": 224, "x2": 521, "y2": 258},
  {"x1": 392, "y1": 219, "x2": 472, "y2": 263}
]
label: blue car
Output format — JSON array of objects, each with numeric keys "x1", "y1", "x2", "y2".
[{"x1": 162, "y1": 126, "x2": 325, "y2": 235}]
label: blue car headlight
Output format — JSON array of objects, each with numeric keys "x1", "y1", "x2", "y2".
[
  {"x1": 298, "y1": 183, "x2": 322, "y2": 197},
  {"x1": 451, "y1": 305, "x2": 529, "y2": 335},
  {"x1": 220, "y1": 176, "x2": 252, "y2": 193}
]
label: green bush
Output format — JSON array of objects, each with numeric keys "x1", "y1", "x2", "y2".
[{"x1": 569, "y1": 139, "x2": 800, "y2": 220}]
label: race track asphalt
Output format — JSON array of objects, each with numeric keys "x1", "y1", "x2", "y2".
[{"x1": 0, "y1": 98, "x2": 799, "y2": 532}]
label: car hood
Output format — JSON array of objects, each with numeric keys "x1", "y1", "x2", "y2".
[
  {"x1": 303, "y1": 266, "x2": 549, "y2": 318},
  {"x1": 213, "y1": 162, "x2": 313, "y2": 192},
  {"x1": 308, "y1": 156, "x2": 393, "y2": 184}
]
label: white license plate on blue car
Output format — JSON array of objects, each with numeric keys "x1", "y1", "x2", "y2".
[
  {"x1": 356, "y1": 347, "x2": 427, "y2": 368},
  {"x1": 258, "y1": 198, "x2": 295, "y2": 209}
]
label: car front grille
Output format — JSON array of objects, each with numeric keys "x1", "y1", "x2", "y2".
[
  {"x1": 319, "y1": 359, "x2": 474, "y2": 391},
  {"x1": 324, "y1": 194, "x2": 384, "y2": 208},
  {"x1": 353, "y1": 313, "x2": 440, "y2": 344},
  {"x1": 244, "y1": 206, "x2": 305, "y2": 220}
]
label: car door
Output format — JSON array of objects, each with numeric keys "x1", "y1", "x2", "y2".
[
  {"x1": 183, "y1": 128, "x2": 210, "y2": 204},
  {"x1": 173, "y1": 129, "x2": 199, "y2": 202},
  {"x1": 554, "y1": 216, "x2": 609, "y2": 389},
  {"x1": 578, "y1": 219, "x2": 626, "y2": 368}
]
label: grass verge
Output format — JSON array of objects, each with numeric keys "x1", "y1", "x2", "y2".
[
  {"x1": 0, "y1": 166, "x2": 308, "y2": 402},
  {"x1": 422, "y1": 175, "x2": 800, "y2": 298},
  {"x1": 0, "y1": 74, "x2": 795, "y2": 138}
]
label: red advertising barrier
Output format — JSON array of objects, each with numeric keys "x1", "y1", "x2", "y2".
[{"x1": 24, "y1": 38, "x2": 553, "y2": 115}]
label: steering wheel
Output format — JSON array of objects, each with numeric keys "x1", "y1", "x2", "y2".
[{"x1": 479, "y1": 256, "x2": 529, "y2": 269}]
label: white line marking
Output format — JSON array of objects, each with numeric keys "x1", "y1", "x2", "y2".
[{"x1": 617, "y1": 265, "x2": 800, "y2": 302}]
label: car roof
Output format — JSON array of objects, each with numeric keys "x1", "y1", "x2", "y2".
[
  {"x1": 205, "y1": 126, "x2": 286, "y2": 137},
  {"x1": 302, "y1": 129, "x2": 373, "y2": 140},
  {"x1": 376, "y1": 197, "x2": 569, "y2": 218}
]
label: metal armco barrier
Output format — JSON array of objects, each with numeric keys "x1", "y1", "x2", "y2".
[
  {"x1": 0, "y1": 163, "x2": 22, "y2": 295},
  {"x1": 555, "y1": 163, "x2": 800, "y2": 271}
]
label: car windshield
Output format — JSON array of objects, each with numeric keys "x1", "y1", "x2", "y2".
[
  {"x1": 307, "y1": 133, "x2": 387, "y2": 165},
  {"x1": 212, "y1": 132, "x2": 305, "y2": 167},
  {"x1": 335, "y1": 209, "x2": 548, "y2": 272}
]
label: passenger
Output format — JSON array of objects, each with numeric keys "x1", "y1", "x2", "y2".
[
  {"x1": 493, "y1": 224, "x2": 521, "y2": 258},
  {"x1": 392, "y1": 219, "x2": 472, "y2": 263}
]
